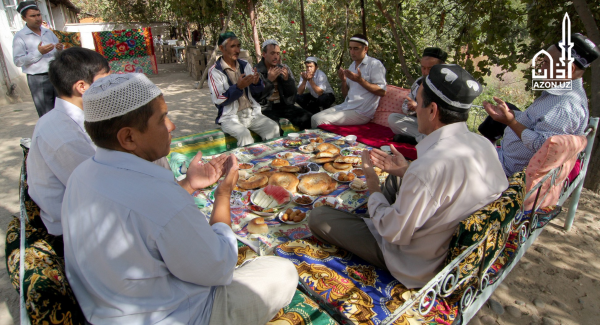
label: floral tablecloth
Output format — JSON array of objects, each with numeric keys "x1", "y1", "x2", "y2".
[{"x1": 169, "y1": 129, "x2": 385, "y2": 255}]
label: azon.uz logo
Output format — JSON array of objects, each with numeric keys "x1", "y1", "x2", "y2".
[{"x1": 531, "y1": 13, "x2": 574, "y2": 91}]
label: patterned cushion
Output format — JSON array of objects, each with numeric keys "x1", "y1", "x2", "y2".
[
  {"x1": 276, "y1": 238, "x2": 459, "y2": 324},
  {"x1": 370, "y1": 85, "x2": 410, "y2": 127},
  {"x1": 524, "y1": 135, "x2": 587, "y2": 210},
  {"x1": 445, "y1": 171, "x2": 526, "y2": 284}
]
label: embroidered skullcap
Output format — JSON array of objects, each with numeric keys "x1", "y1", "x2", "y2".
[
  {"x1": 422, "y1": 47, "x2": 448, "y2": 62},
  {"x1": 556, "y1": 33, "x2": 600, "y2": 69},
  {"x1": 422, "y1": 64, "x2": 482, "y2": 112},
  {"x1": 83, "y1": 73, "x2": 162, "y2": 122},
  {"x1": 218, "y1": 31, "x2": 237, "y2": 46},
  {"x1": 305, "y1": 57, "x2": 319, "y2": 64},
  {"x1": 262, "y1": 39, "x2": 279, "y2": 49},
  {"x1": 17, "y1": 1, "x2": 38, "y2": 14},
  {"x1": 349, "y1": 34, "x2": 368, "y2": 46}
]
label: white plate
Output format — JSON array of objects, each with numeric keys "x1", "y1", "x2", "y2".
[
  {"x1": 249, "y1": 188, "x2": 291, "y2": 217},
  {"x1": 277, "y1": 208, "x2": 308, "y2": 224},
  {"x1": 298, "y1": 145, "x2": 316, "y2": 154},
  {"x1": 312, "y1": 196, "x2": 342, "y2": 209},
  {"x1": 276, "y1": 151, "x2": 297, "y2": 160},
  {"x1": 292, "y1": 194, "x2": 318, "y2": 205},
  {"x1": 209, "y1": 189, "x2": 251, "y2": 208},
  {"x1": 238, "y1": 162, "x2": 255, "y2": 170},
  {"x1": 332, "y1": 172, "x2": 357, "y2": 183}
]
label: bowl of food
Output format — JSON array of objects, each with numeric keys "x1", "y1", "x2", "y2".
[
  {"x1": 351, "y1": 168, "x2": 364, "y2": 177},
  {"x1": 278, "y1": 208, "x2": 308, "y2": 224},
  {"x1": 293, "y1": 194, "x2": 318, "y2": 205},
  {"x1": 296, "y1": 162, "x2": 320, "y2": 175},
  {"x1": 333, "y1": 171, "x2": 356, "y2": 183},
  {"x1": 340, "y1": 147, "x2": 363, "y2": 157},
  {"x1": 345, "y1": 135, "x2": 357, "y2": 145},
  {"x1": 349, "y1": 179, "x2": 368, "y2": 192},
  {"x1": 380, "y1": 145, "x2": 392, "y2": 154},
  {"x1": 209, "y1": 189, "x2": 251, "y2": 208},
  {"x1": 312, "y1": 196, "x2": 342, "y2": 209},
  {"x1": 283, "y1": 133, "x2": 303, "y2": 147},
  {"x1": 276, "y1": 151, "x2": 296, "y2": 160},
  {"x1": 238, "y1": 162, "x2": 254, "y2": 170},
  {"x1": 270, "y1": 158, "x2": 290, "y2": 169},
  {"x1": 250, "y1": 185, "x2": 292, "y2": 217},
  {"x1": 298, "y1": 143, "x2": 317, "y2": 154}
]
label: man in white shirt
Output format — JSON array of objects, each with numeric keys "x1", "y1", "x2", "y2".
[
  {"x1": 13, "y1": 1, "x2": 63, "y2": 117},
  {"x1": 311, "y1": 34, "x2": 387, "y2": 128},
  {"x1": 27, "y1": 47, "x2": 110, "y2": 239},
  {"x1": 388, "y1": 47, "x2": 447, "y2": 145},
  {"x1": 296, "y1": 56, "x2": 336, "y2": 114},
  {"x1": 309, "y1": 64, "x2": 508, "y2": 288},
  {"x1": 63, "y1": 73, "x2": 298, "y2": 325}
]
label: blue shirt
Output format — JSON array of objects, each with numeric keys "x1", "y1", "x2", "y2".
[
  {"x1": 12, "y1": 25, "x2": 59, "y2": 74},
  {"x1": 497, "y1": 78, "x2": 588, "y2": 176}
]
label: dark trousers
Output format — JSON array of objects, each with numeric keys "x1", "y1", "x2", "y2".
[
  {"x1": 27, "y1": 73, "x2": 56, "y2": 117},
  {"x1": 262, "y1": 102, "x2": 313, "y2": 131},
  {"x1": 295, "y1": 92, "x2": 336, "y2": 114}
]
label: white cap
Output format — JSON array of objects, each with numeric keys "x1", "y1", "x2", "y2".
[
  {"x1": 83, "y1": 73, "x2": 162, "y2": 122},
  {"x1": 262, "y1": 39, "x2": 279, "y2": 49},
  {"x1": 305, "y1": 56, "x2": 319, "y2": 63}
]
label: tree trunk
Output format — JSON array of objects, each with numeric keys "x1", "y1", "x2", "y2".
[
  {"x1": 336, "y1": 2, "x2": 349, "y2": 71},
  {"x1": 394, "y1": 3, "x2": 419, "y2": 60},
  {"x1": 248, "y1": 0, "x2": 261, "y2": 61},
  {"x1": 198, "y1": 2, "x2": 235, "y2": 89},
  {"x1": 373, "y1": 0, "x2": 415, "y2": 84},
  {"x1": 573, "y1": 0, "x2": 600, "y2": 192},
  {"x1": 360, "y1": 0, "x2": 367, "y2": 37},
  {"x1": 300, "y1": 0, "x2": 308, "y2": 57}
]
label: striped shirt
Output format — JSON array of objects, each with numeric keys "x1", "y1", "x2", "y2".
[{"x1": 497, "y1": 78, "x2": 589, "y2": 176}]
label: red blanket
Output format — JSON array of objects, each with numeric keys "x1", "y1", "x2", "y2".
[{"x1": 319, "y1": 123, "x2": 417, "y2": 160}]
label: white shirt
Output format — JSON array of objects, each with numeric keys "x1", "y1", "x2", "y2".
[
  {"x1": 27, "y1": 98, "x2": 96, "y2": 235},
  {"x1": 365, "y1": 122, "x2": 508, "y2": 288},
  {"x1": 337, "y1": 55, "x2": 387, "y2": 118},
  {"x1": 298, "y1": 69, "x2": 334, "y2": 98},
  {"x1": 13, "y1": 25, "x2": 59, "y2": 75},
  {"x1": 401, "y1": 77, "x2": 422, "y2": 116},
  {"x1": 62, "y1": 148, "x2": 238, "y2": 325}
]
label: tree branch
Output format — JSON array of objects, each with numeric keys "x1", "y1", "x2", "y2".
[{"x1": 198, "y1": 1, "x2": 235, "y2": 89}]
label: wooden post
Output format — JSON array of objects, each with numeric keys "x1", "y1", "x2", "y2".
[
  {"x1": 300, "y1": 0, "x2": 308, "y2": 56},
  {"x1": 360, "y1": 0, "x2": 367, "y2": 37}
]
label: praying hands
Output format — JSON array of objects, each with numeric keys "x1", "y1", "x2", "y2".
[
  {"x1": 369, "y1": 146, "x2": 409, "y2": 178},
  {"x1": 360, "y1": 150, "x2": 382, "y2": 194},
  {"x1": 179, "y1": 151, "x2": 229, "y2": 193}
]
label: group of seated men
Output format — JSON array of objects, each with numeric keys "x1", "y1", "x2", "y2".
[{"x1": 23, "y1": 27, "x2": 598, "y2": 324}]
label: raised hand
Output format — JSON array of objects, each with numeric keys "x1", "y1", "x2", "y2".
[
  {"x1": 406, "y1": 98, "x2": 417, "y2": 111},
  {"x1": 370, "y1": 146, "x2": 409, "y2": 178},
  {"x1": 185, "y1": 152, "x2": 228, "y2": 191},
  {"x1": 344, "y1": 67, "x2": 362, "y2": 82},
  {"x1": 281, "y1": 67, "x2": 289, "y2": 80},
  {"x1": 337, "y1": 67, "x2": 346, "y2": 81},
  {"x1": 236, "y1": 73, "x2": 255, "y2": 89},
  {"x1": 55, "y1": 43, "x2": 64, "y2": 51},
  {"x1": 360, "y1": 149, "x2": 382, "y2": 193},
  {"x1": 267, "y1": 67, "x2": 282, "y2": 82},
  {"x1": 483, "y1": 97, "x2": 515, "y2": 126},
  {"x1": 300, "y1": 71, "x2": 308, "y2": 81},
  {"x1": 215, "y1": 154, "x2": 239, "y2": 197},
  {"x1": 251, "y1": 68, "x2": 260, "y2": 84}
]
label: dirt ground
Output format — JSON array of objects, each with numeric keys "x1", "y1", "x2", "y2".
[{"x1": 0, "y1": 64, "x2": 598, "y2": 325}]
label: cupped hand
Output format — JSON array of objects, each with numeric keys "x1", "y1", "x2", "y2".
[
  {"x1": 38, "y1": 42, "x2": 54, "y2": 55},
  {"x1": 483, "y1": 97, "x2": 515, "y2": 126},
  {"x1": 344, "y1": 67, "x2": 362, "y2": 82},
  {"x1": 370, "y1": 146, "x2": 409, "y2": 178},
  {"x1": 267, "y1": 67, "x2": 281, "y2": 82},
  {"x1": 337, "y1": 68, "x2": 346, "y2": 81},
  {"x1": 236, "y1": 74, "x2": 255, "y2": 89},
  {"x1": 185, "y1": 152, "x2": 228, "y2": 191},
  {"x1": 215, "y1": 154, "x2": 239, "y2": 197},
  {"x1": 361, "y1": 149, "x2": 381, "y2": 192}
]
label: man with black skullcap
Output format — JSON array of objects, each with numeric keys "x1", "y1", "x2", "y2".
[
  {"x1": 63, "y1": 73, "x2": 298, "y2": 324},
  {"x1": 253, "y1": 39, "x2": 313, "y2": 130},
  {"x1": 296, "y1": 56, "x2": 336, "y2": 114},
  {"x1": 485, "y1": 33, "x2": 599, "y2": 177},
  {"x1": 388, "y1": 47, "x2": 447, "y2": 144},
  {"x1": 311, "y1": 34, "x2": 387, "y2": 128},
  {"x1": 13, "y1": 0, "x2": 63, "y2": 117},
  {"x1": 208, "y1": 32, "x2": 280, "y2": 146},
  {"x1": 309, "y1": 64, "x2": 507, "y2": 288}
]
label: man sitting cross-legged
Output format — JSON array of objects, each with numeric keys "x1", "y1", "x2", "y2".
[
  {"x1": 27, "y1": 47, "x2": 110, "y2": 239},
  {"x1": 253, "y1": 39, "x2": 313, "y2": 131},
  {"x1": 62, "y1": 73, "x2": 298, "y2": 325},
  {"x1": 311, "y1": 34, "x2": 387, "y2": 129},
  {"x1": 309, "y1": 64, "x2": 508, "y2": 288},
  {"x1": 209, "y1": 32, "x2": 280, "y2": 147},
  {"x1": 388, "y1": 47, "x2": 447, "y2": 145},
  {"x1": 295, "y1": 56, "x2": 335, "y2": 114}
]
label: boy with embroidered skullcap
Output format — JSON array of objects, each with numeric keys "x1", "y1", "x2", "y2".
[{"x1": 62, "y1": 73, "x2": 298, "y2": 325}]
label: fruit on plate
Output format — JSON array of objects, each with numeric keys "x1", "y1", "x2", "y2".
[{"x1": 254, "y1": 185, "x2": 290, "y2": 208}]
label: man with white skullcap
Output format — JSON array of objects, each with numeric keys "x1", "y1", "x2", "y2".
[
  {"x1": 253, "y1": 39, "x2": 313, "y2": 130},
  {"x1": 62, "y1": 73, "x2": 298, "y2": 325},
  {"x1": 388, "y1": 47, "x2": 448, "y2": 145},
  {"x1": 208, "y1": 32, "x2": 280, "y2": 146},
  {"x1": 296, "y1": 56, "x2": 336, "y2": 114},
  {"x1": 310, "y1": 64, "x2": 508, "y2": 288},
  {"x1": 311, "y1": 34, "x2": 387, "y2": 128},
  {"x1": 485, "y1": 33, "x2": 599, "y2": 177},
  {"x1": 13, "y1": 0, "x2": 64, "y2": 117}
]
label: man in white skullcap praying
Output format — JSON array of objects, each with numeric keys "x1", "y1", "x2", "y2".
[
  {"x1": 295, "y1": 56, "x2": 336, "y2": 114},
  {"x1": 311, "y1": 34, "x2": 387, "y2": 128},
  {"x1": 61, "y1": 73, "x2": 298, "y2": 325}
]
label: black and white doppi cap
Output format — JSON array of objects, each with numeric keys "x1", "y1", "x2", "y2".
[
  {"x1": 422, "y1": 64, "x2": 482, "y2": 112},
  {"x1": 17, "y1": 1, "x2": 38, "y2": 14}
]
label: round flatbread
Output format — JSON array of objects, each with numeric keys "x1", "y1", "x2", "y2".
[
  {"x1": 237, "y1": 174, "x2": 269, "y2": 190},
  {"x1": 324, "y1": 162, "x2": 352, "y2": 173},
  {"x1": 268, "y1": 172, "x2": 300, "y2": 193},
  {"x1": 332, "y1": 162, "x2": 352, "y2": 170},
  {"x1": 310, "y1": 156, "x2": 336, "y2": 164},
  {"x1": 298, "y1": 173, "x2": 335, "y2": 196}
]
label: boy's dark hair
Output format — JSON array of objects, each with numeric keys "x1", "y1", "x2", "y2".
[
  {"x1": 84, "y1": 96, "x2": 159, "y2": 150},
  {"x1": 49, "y1": 47, "x2": 110, "y2": 97},
  {"x1": 421, "y1": 88, "x2": 469, "y2": 124},
  {"x1": 305, "y1": 61, "x2": 318, "y2": 68}
]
